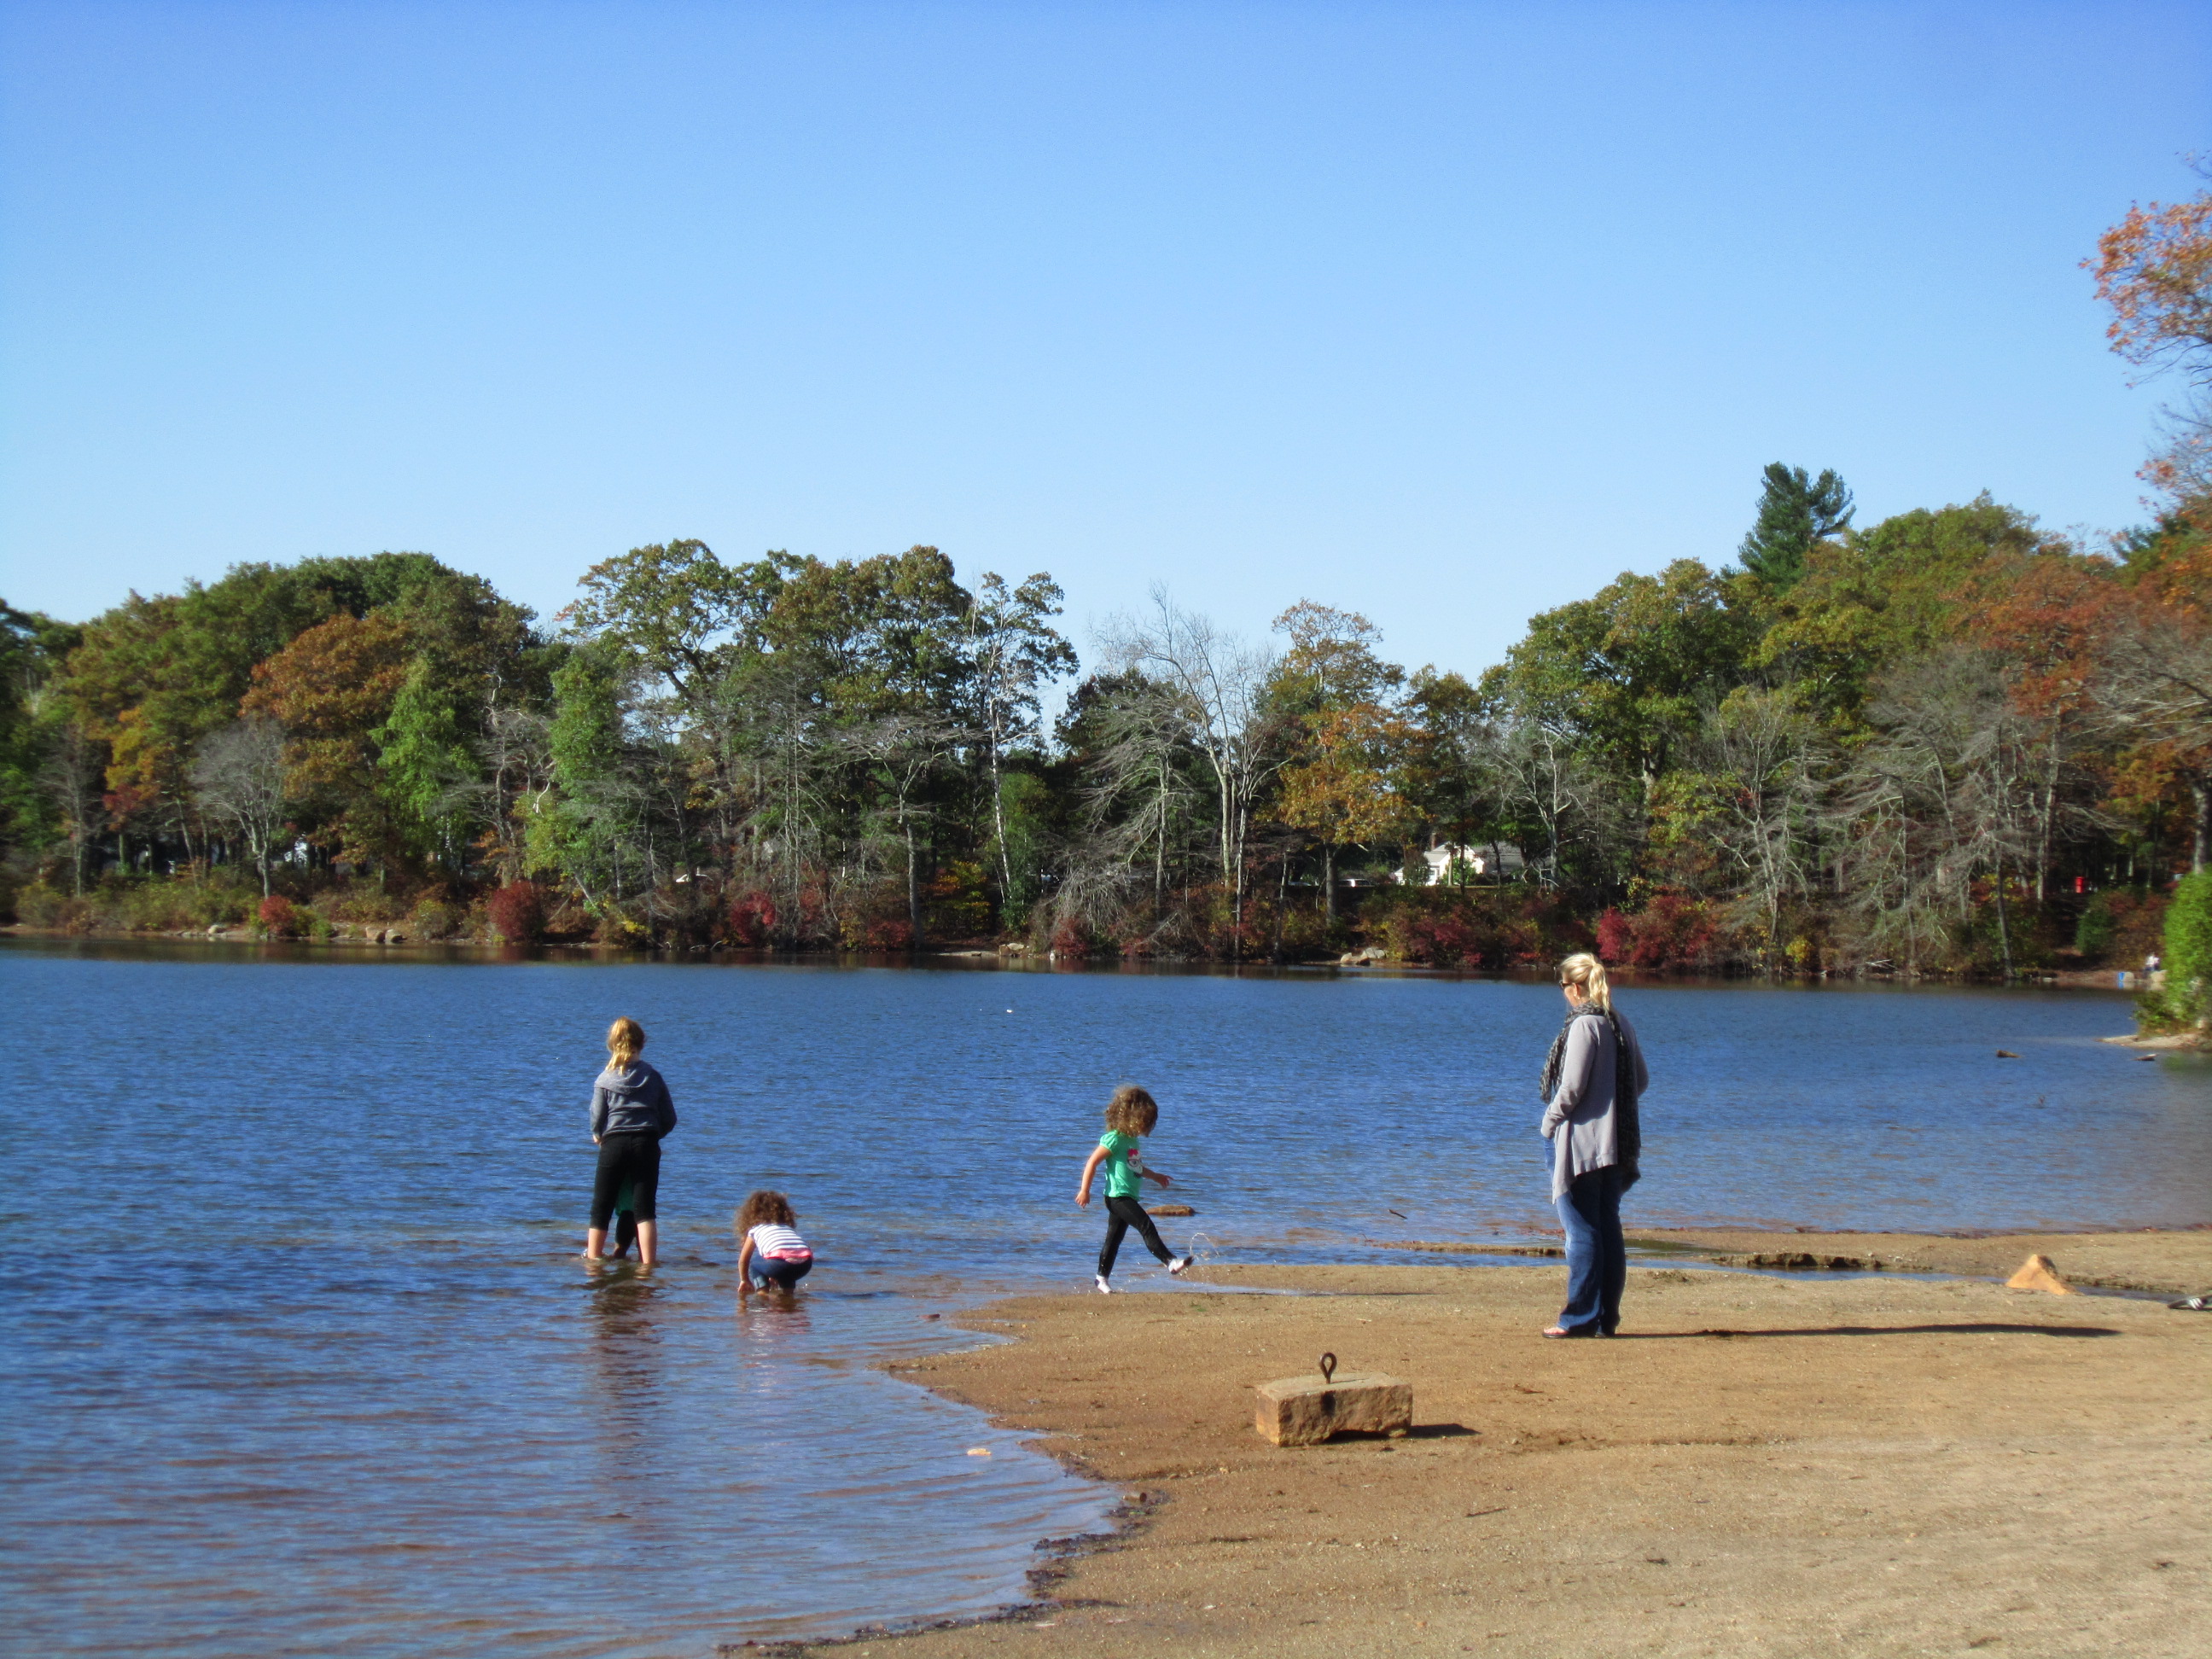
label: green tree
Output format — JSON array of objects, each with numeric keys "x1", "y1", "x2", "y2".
[
  {"x1": 2141, "y1": 869, "x2": 2211, "y2": 1035},
  {"x1": 0, "y1": 602, "x2": 80, "y2": 859},
  {"x1": 1739, "y1": 463, "x2": 1854, "y2": 592},
  {"x1": 965, "y1": 573, "x2": 1078, "y2": 921},
  {"x1": 563, "y1": 538, "x2": 766, "y2": 706},
  {"x1": 376, "y1": 659, "x2": 478, "y2": 868},
  {"x1": 532, "y1": 643, "x2": 637, "y2": 908},
  {"x1": 1485, "y1": 558, "x2": 1755, "y2": 800}
]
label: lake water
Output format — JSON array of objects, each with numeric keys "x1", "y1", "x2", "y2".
[{"x1": 4, "y1": 942, "x2": 2208, "y2": 1655}]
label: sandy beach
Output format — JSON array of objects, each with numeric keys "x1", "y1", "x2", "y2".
[{"x1": 794, "y1": 1237, "x2": 2212, "y2": 1659}]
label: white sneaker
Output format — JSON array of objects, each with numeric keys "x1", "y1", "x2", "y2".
[
  {"x1": 1167, "y1": 1256, "x2": 1191, "y2": 1276},
  {"x1": 1095, "y1": 1275, "x2": 1113, "y2": 1295}
]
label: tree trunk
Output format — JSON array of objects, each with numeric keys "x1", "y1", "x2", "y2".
[
  {"x1": 1993, "y1": 857, "x2": 2014, "y2": 981},
  {"x1": 904, "y1": 814, "x2": 923, "y2": 941},
  {"x1": 1323, "y1": 842, "x2": 1336, "y2": 922},
  {"x1": 1273, "y1": 845, "x2": 1289, "y2": 962},
  {"x1": 2193, "y1": 776, "x2": 2209, "y2": 875},
  {"x1": 1154, "y1": 757, "x2": 1167, "y2": 916},
  {"x1": 990, "y1": 744, "x2": 1012, "y2": 923}
]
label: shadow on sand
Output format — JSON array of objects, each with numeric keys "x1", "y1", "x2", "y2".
[{"x1": 1617, "y1": 1321, "x2": 2119, "y2": 1340}]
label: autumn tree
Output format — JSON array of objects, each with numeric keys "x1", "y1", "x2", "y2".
[
  {"x1": 1750, "y1": 497, "x2": 2058, "y2": 731},
  {"x1": 2090, "y1": 182, "x2": 2212, "y2": 870},
  {"x1": 1269, "y1": 602, "x2": 1412, "y2": 918},
  {"x1": 2090, "y1": 184, "x2": 2212, "y2": 386},
  {"x1": 241, "y1": 611, "x2": 411, "y2": 869}
]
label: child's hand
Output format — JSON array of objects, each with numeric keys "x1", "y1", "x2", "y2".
[
  {"x1": 1152, "y1": 1171, "x2": 1173, "y2": 1188},
  {"x1": 1075, "y1": 1187, "x2": 1091, "y2": 1207}
]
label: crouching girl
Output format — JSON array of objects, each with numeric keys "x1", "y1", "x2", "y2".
[{"x1": 736, "y1": 1190, "x2": 814, "y2": 1293}]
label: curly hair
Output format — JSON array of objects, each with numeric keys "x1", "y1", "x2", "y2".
[
  {"x1": 1103, "y1": 1084, "x2": 1159, "y2": 1136},
  {"x1": 735, "y1": 1190, "x2": 797, "y2": 1232}
]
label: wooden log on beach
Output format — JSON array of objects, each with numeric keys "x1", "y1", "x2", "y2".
[{"x1": 1254, "y1": 1353, "x2": 1412, "y2": 1447}]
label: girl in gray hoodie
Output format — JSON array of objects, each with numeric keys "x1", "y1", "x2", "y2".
[{"x1": 585, "y1": 1017, "x2": 678, "y2": 1266}]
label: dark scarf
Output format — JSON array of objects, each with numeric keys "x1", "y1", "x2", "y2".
[{"x1": 1540, "y1": 1002, "x2": 1642, "y2": 1185}]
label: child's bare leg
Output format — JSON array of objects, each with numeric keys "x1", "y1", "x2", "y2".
[
  {"x1": 637, "y1": 1220, "x2": 660, "y2": 1266},
  {"x1": 584, "y1": 1227, "x2": 607, "y2": 1260}
]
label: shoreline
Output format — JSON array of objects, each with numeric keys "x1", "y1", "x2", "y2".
[
  {"x1": 799, "y1": 1231, "x2": 2211, "y2": 1658},
  {"x1": 0, "y1": 924, "x2": 2175, "y2": 996}
]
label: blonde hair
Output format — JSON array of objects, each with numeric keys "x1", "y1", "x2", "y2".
[
  {"x1": 605, "y1": 1016, "x2": 646, "y2": 1068},
  {"x1": 1104, "y1": 1084, "x2": 1159, "y2": 1136},
  {"x1": 736, "y1": 1190, "x2": 795, "y2": 1232},
  {"x1": 1558, "y1": 952, "x2": 1612, "y2": 1015}
]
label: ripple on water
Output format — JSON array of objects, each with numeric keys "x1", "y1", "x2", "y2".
[{"x1": 2, "y1": 945, "x2": 2206, "y2": 1653}]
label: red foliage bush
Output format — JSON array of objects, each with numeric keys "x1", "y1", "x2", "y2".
[
  {"x1": 486, "y1": 881, "x2": 545, "y2": 944},
  {"x1": 1596, "y1": 892, "x2": 1721, "y2": 971},
  {"x1": 863, "y1": 916, "x2": 916, "y2": 951},
  {"x1": 1396, "y1": 911, "x2": 1486, "y2": 967},
  {"x1": 1380, "y1": 890, "x2": 1551, "y2": 969},
  {"x1": 1051, "y1": 917, "x2": 1094, "y2": 958},
  {"x1": 727, "y1": 890, "x2": 778, "y2": 947},
  {"x1": 257, "y1": 894, "x2": 300, "y2": 937}
]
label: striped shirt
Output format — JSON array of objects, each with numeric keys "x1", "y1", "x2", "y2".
[{"x1": 746, "y1": 1223, "x2": 812, "y2": 1260}]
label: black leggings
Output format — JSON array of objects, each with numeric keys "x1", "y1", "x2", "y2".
[
  {"x1": 591, "y1": 1133, "x2": 661, "y2": 1228},
  {"x1": 1098, "y1": 1194, "x2": 1173, "y2": 1278}
]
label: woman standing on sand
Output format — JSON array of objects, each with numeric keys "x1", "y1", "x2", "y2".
[
  {"x1": 1539, "y1": 954, "x2": 1648, "y2": 1338},
  {"x1": 584, "y1": 1017, "x2": 678, "y2": 1266}
]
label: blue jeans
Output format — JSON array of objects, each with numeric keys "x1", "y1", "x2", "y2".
[
  {"x1": 1554, "y1": 1166, "x2": 1627, "y2": 1335},
  {"x1": 750, "y1": 1256, "x2": 812, "y2": 1290}
]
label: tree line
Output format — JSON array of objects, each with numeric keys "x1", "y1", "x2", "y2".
[{"x1": 1, "y1": 190, "x2": 2207, "y2": 997}]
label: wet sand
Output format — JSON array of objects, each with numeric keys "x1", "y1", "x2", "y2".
[{"x1": 803, "y1": 1242, "x2": 2211, "y2": 1659}]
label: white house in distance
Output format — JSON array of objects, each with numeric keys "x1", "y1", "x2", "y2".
[{"x1": 1393, "y1": 842, "x2": 1526, "y2": 886}]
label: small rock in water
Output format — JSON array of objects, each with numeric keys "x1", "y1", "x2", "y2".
[
  {"x1": 2005, "y1": 1253, "x2": 2070, "y2": 1295},
  {"x1": 1995, "y1": 1050, "x2": 2021, "y2": 1059},
  {"x1": 1150, "y1": 1203, "x2": 1196, "y2": 1217},
  {"x1": 966, "y1": 1446, "x2": 991, "y2": 1457}
]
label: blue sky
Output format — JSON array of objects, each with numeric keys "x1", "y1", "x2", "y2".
[{"x1": 2, "y1": 1, "x2": 2207, "y2": 682}]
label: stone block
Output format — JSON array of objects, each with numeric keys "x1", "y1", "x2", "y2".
[
  {"x1": 2005, "y1": 1253, "x2": 2071, "y2": 1294},
  {"x1": 1254, "y1": 1359, "x2": 1412, "y2": 1447}
]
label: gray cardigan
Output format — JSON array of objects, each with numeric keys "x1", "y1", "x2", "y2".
[{"x1": 1540, "y1": 1010, "x2": 1648, "y2": 1200}]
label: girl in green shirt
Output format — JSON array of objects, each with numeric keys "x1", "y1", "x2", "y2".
[{"x1": 1074, "y1": 1084, "x2": 1191, "y2": 1294}]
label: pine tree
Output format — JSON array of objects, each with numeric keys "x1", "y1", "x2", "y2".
[{"x1": 1739, "y1": 463, "x2": 1854, "y2": 591}]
